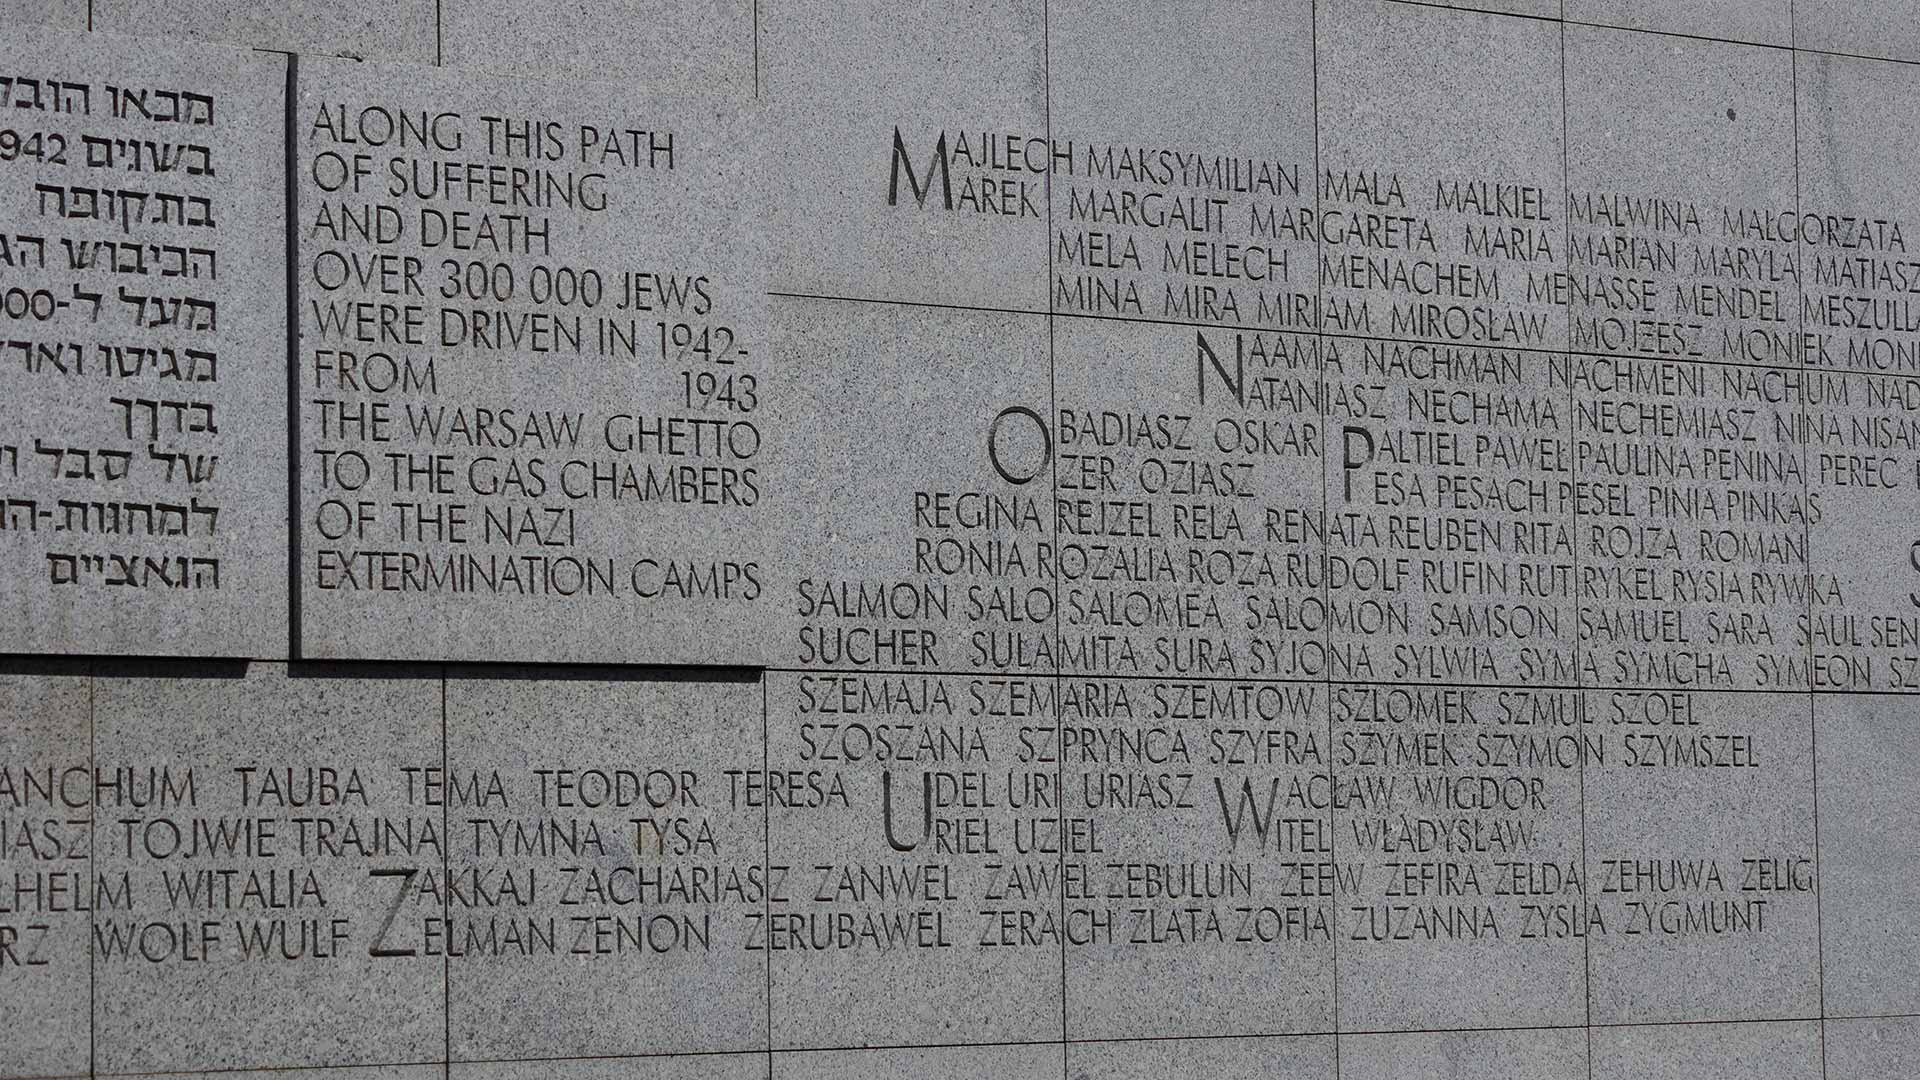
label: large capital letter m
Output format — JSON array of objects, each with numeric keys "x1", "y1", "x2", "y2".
[{"x1": 888, "y1": 127, "x2": 952, "y2": 210}]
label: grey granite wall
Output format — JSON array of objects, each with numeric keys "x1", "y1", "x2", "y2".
[{"x1": 1, "y1": 2, "x2": 1917, "y2": 1078}]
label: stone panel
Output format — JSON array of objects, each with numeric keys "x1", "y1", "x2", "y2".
[
  {"x1": 763, "y1": 296, "x2": 1054, "y2": 678},
  {"x1": 763, "y1": 668, "x2": 1061, "y2": 1049},
  {"x1": 1069, "y1": 1034, "x2": 1334, "y2": 1079},
  {"x1": 90, "y1": 0, "x2": 438, "y2": 62},
  {"x1": 1583, "y1": 691, "x2": 1820, "y2": 1024},
  {"x1": 1564, "y1": 0, "x2": 1793, "y2": 47},
  {"x1": 1338, "y1": 1028, "x2": 1586, "y2": 1080},
  {"x1": 7, "y1": 0, "x2": 87, "y2": 30},
  {"x1": 1331, "y1": 683, "x2": 1587, "y2": 1031},
  {"x1": 1796, "y1": 1, "x2": 1920, "y2": 65},
  {"x1": 90, "y1": 662, "x2": 444, "y2": 1073},
  {"x1": 1047, "y1": 0, "x2": 1316, "y2": 332},
  {"x1": 294, "y1": 55, "x2": 769, "y2": 665},
  {"x1": 1316, "y1": 0, "x2": 1566, "y2": 354},
  {"x1": 775, "y1": 1044, "x2": 1061, "y2": 1080},
  {"x1": 1796, "y1": 53, "x2": 1920, "y2": 696},
  {"x1": 455, "y1": 1059, "x2": 766, "y2": 1080},
  {"x1": 763, "y1": 0, "x2": 1049, "y2": 310},
  {"x1": 441, "y1": 0, "x2": 753, "y2": 94},
  {"x1": 443, "y1": 671, "x2": 766, "y2": 1060},
  {"x1": 0, "y1": 665, "x2": 91, "y2": 1080},
  {"x1": 1826, "y1": 1016, "x2": 1920, "y2": 1080},
  {"x1": 1563, "y1": 26, "x2": 1799, "y2": 370},
  {"x1": 1589, "y1": 1020, "x2": 1822, "y2": 1080},
  {"x1": 1815, "y1": 695, "x2": 1920, "y2": 1016},
  {"x1": 0, "y1": 29, "x2": 288, "y2": 657}
]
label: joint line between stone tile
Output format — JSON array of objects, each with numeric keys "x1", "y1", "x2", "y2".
[
  {"x1": 1041, "y1": 0, "x2": 1067, "y2": 1069},
  {"x1": 88, "y1": 663, "x2": 96, "y2": 1080},
  {"x1": 1311, "y1": 0, "x2": 1338, "y2": 1063},
  {"x1": 1556, "y1": 16, "x2": 1592, "y2": 1074},
  {"x1": 1788, "y1": 20, "x2": 1831, "y2": 1078},
  {"x1": 441, "y1": 667, "x2": 451, "y2": 1077},
  {"x1": 761, "y1": 673, "x2": 772, "y2": 1065}
]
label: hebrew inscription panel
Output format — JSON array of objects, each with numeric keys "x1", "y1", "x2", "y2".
[{"x1": 0, "y1": 29, "x2": 287, "y2": 656}]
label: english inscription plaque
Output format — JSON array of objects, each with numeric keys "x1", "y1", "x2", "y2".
[{"x1": 295, "y1": 56, "x2": 768, "y2": 664}]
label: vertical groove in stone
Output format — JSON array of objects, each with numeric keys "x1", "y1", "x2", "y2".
[
  {"x1": 1788, "y1": 7, "x2": 1832, "y2": 1076},
  {"x1": 284, "y1": 52, "x2": 301, "y2": 662}
]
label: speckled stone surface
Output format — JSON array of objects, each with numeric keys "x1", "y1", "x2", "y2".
[
  {"x1": 1826, "y1": 1016, "x2": 1920, "y2": 1080},
  {"x1": 1590, "y1": 1020, "x2": 1822, "y2": 1080},
  {"x1": 763, "y1": 0, "x2": 1049, "y2": 311},
  {"x1": 1815, "y1": 696, "x2": 1920, "y2": 1016},
  {"x1": 1795, "y1": 0, "x2": 1920, "y2": 64},
  {"x1": 1069, "y1": 1035, "x2": 1334, "y2": 1080},
  {"x1": 776, "y1": 1044, "x2": 1063, "y2": 1080},
  {"x1": 441, "y1": 0, "x2": 753, "y2": 95},
  {"x1": 1340, "y1": 1028, "x2": 1587, "y2": 1080},
  {"x1": 5, "y1": 0, "x2": 87, "y2": 29}
]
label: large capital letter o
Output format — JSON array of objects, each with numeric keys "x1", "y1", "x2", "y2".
[{"x1": 989, "y1": 405, "x2": 1051, "y2": 486}]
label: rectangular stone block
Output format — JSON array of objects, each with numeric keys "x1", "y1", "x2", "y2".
[
  {"x1": 1325, "y1": 343, "x2": 1573, "y2": 689},
  {"x1": 1796, "y1": 0, "x2": 1920, "y2": 65},
  {"x1": 1047, "y1": 0, "x2": 1317, "y2": 332},
  {"x1": 91, "y1": 0, "x2": 439, "y2": 62},
  {"x1": 763, "y1": 669, "x2": 1061, "y2": 1048},
  {"x1": 1583, "y1": 691, "x2": 1820, "y2": 1024},
  {"x1": 1589, "y1": 1020, "x2": 1822, "y2": 1080},
  {"x1": 763, "y1": 0, "x2": 1049, "y2": 310},
  {"x1": 1827, "y1": 1016, "x2": 1920, "y2": 1080},
  {"x1": 294, "y1": 55, "x2": 770, "y2": 665},
  {"x1": 90, "y1": 662, "x2": 445, "y2": 1073},
  {"x1": 1052, "y1": 317, "x2": 1323, "y2": 680},
  {"x1": 1563, "y1": 26, "x2": 1799, "y2": 369},
  {"x1": 8, "y1": 0, "x2": 87, "y2": 29},
  {"x1": 0, "y1": 29, "x2": 289, "y2": 658},
  {"x1": 1333, "y1": 685, "x2": 1586, "y2": 1031},
  {"x1": 454, "y1": 1059, "x2": 766, "y2": 1080},
  {"x1": 1570, "y1": 353, "x2": 1810, "y2": 693},
  {"x1": 1338, "y1": 1029, "x2": 1586, "y2": 1080},
  {"x1": 1797, "y1": 53, "x2": 1920, "y2": 695},
  {"x1": 774, "y1": 1045, "x2": 1061, "y2": 1080},
  {"x1": 0, "y1": 664, "x2": 91, "y2": 1080},
  {"x1": 1564, "y1": 0, "x2": 1793, "y2": 47},
  {"x1": 441, "y1": 0, "x2": 753, "y2": 95},
  {"x1": 442, "y1": 671, "x2": 766, "y2": 1060},
  {"x1": 1063, "y1": 678, "x2": 1334, "y2": 1040},
  {"x1": 1316, "y1": 0, "x2": 1566, "y2": 353},
  {"x1": 1815, "y1": 695, "x2": 1920, "y2": 1016},
  {"x1": 1068, "y1": 1034, "x2": 1333, "y2": 1079},
  {"x1": 763, "y1": 296, "x2": 1054, "y2": 678}
]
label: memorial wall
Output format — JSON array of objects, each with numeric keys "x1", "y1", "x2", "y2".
[{"x1": 1, "y1": 1, "x2": 1918, "y2": 1077}]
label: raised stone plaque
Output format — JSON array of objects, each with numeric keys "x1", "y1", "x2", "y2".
[
  {"x1": 0, "y1": 28, "x2": 288, "y2": 657},
  {"x1": 10, "y1": 1, "x2": 1920, "y2": 1078},
  {"x1": 294, "y1": 56, "x2": 767, "y2": 664}
]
